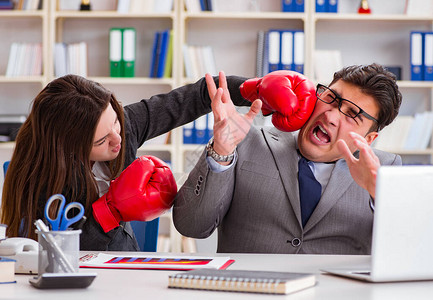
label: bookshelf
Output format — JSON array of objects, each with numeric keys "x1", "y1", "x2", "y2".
[
  {"x1": 179, "y1": 0, "x2": 433, "y2": 165},
  {"x1": 48, "y1": 1, "x2": 181, "y2": 174},
  {"x1": 310, "y1": 0, "x2": 433, "y2": 164},
  {"x1": 2, "y1": 0, "x2": 433, "y2": 251},
  {"x1": 3, "y1": 0, "x2": 433, "y2": 172},
  {"x1": 0, "y1": 0, "x2": 48, "y2": 112}
]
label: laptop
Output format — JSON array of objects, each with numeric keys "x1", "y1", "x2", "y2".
[{"x1": 322, "y1": 165, "x2": 433, "y2": 282}]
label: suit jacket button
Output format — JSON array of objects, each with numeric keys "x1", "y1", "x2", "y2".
[
  {"x1": 291, "y1": 238, "x2": 302, "y2": 247},
  {"x1": 194, "y1": 189, "x2": 200, "y2": 195}
]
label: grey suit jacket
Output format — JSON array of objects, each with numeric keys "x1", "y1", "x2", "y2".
[{"x1": 173, "y1": 126, "x2": 402, "y2": 255}]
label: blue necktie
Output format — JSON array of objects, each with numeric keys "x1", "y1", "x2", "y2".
[{"x1": 298, "y1": 156, "x2": 322, "y2": 227}]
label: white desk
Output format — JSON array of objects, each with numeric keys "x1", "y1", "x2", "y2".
[{"x1": 2, "y1": 253, "x2": 433, "y2": 299}]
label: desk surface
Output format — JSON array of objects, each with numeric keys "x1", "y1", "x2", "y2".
[{"x1": 2, "y1": 252, "x2": 433, "y2": 299}]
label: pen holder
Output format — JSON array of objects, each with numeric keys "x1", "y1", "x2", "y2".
[{"x1": 36, "y1": 229, "x2": 81, "y2": 274}]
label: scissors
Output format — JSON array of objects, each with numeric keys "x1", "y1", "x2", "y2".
[{"x1": 44, "y1": 194, "x2": 85, "y2": 231}]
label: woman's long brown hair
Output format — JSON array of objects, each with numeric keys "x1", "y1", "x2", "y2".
[{"x1": 1, "y1": 75, "x2": 125, "y2": 239}]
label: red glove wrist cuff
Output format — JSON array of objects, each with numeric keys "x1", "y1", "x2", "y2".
[
  {"x1": 240, "y1": 79, "x2": 259, "y2": 101},
  {"x1": 92, "y1": 195, "x2": 120, "y2": 233},
  {"x1": 240, "y1": 79, "x2": 273, "y2": 115}
]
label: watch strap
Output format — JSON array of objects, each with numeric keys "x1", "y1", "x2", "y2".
[{"x1": 205, "y1": 137, "x2": 235, "y2": 162}]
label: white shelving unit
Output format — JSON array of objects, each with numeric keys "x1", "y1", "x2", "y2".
[
  {"x1": 0, "y1": 1, "x2": 49, "y2": 113},
  {"x1": 3, "y1": 0, "x2": 433, "y2": 169}
]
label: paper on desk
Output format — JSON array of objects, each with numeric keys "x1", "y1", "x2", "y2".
[{"x1": 79, "y1": 253, "x2": 234, "y2": 271}]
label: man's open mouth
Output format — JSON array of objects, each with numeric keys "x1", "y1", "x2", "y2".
[{"x1": 313, "y1": 125, "x2": 330, "y2": 143}]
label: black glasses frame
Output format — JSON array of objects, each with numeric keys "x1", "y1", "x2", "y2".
[{"x1": 316, "y1": 84, "x2": 379, "y2": 124}]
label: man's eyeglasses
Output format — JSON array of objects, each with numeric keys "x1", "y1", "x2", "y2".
[{"x1": 316, "y1": 84, "x2": 379, "y2": 124}]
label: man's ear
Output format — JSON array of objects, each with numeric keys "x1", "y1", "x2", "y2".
[{"x1": 365, "y1": 131, "x2": 379, "y2": 145}]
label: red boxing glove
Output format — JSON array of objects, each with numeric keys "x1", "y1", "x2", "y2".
[
  {"x1": 92, "y1": 156, "x2": 177, "y2": 233},
  {"x1": 240, "y1": 70, "x2": 316, "y2": 132}
]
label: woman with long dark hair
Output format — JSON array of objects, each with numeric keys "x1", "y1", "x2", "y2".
[{"x1": 1, "y1": 73, "x2": 250, "y2": 250}]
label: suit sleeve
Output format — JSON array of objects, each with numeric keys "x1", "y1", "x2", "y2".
[
  {"x1": 374, "y1": 149, "x2": 402, "y2": 166},
  {"x1": 391, "y1": 154, "x2": 402, "y2": 165},
  {"x1": 173, "y1": 150, "x2": 236, "y2": 238}
]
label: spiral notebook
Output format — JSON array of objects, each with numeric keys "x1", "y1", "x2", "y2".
[{"x1": 168, "y1": 269, "x2": 316, "y2": 295}]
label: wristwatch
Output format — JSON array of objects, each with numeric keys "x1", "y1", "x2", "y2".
[{"x1": 206, "y1": 137, "x2": 235, "y2": 162}]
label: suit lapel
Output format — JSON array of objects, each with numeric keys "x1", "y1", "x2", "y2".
[
  {"x1": 261, "y1": 128, "x2": 303, "y2": 227},
  {"x1": 304, "y1": 159, "x2": 354, "y2": 232},
  {"x1": 261, "y1": 128, "x2": 356, "y2": 232}
]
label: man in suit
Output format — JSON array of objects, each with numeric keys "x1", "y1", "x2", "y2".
[{"x1": 173, "y1": 64, "x2": 402, "y2": 254}]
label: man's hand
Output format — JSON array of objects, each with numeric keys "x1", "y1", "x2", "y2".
[
  {"x1": 205, "y1": 71, "x2": 262, "y2": 164},
  {"x1": 337, "y1": 132, "x2": 380, "y2": 198}
]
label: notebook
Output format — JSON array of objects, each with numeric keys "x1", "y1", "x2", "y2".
[
  {"x1": 168, "y1": 269, "x2": 316, "y2": 295},
  {"x1": 322, "y1": 165, "x2": 433, "y2": 282}
]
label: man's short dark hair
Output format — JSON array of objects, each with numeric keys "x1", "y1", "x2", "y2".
[{"x1": 330, "y1": 63, "x2": 402, "y2": 132}]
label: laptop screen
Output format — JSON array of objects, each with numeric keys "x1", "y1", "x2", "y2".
[{"x1": 370, "y1": 165, "x2": 433, "y2": 281}]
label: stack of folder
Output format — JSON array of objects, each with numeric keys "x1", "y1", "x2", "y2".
[
  {"x1": 149, "y1": 29, "x2": 173, "y2": 78},
  {"x1": 54, "y1": 42, "x2": 87, "y2": 78},
  {"x1": 315, "y1": 0, "x2": 338, "y2": 13},
  {"x1": 6, "y1": 43, "x2": 42, "y2": 77},
  {"x1": 182, "y1": 44, "x2": 217, "y2": 80},
  {"x1": 410, "y1": 31, "x2": 433, "y2": 81},
  {"x1": 256, "y1": 29, "x2": 304, "y2": 77},
  {"x1": 282, "y1": 0, "x2": 305, "y2": 12},
  {"x1": 183, "y1": 113, "x2": 214, "y2": 144}
]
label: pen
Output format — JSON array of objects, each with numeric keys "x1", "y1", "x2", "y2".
[
  {"x1": 34, "y1": 219, "x2": 75, "y2": 273},
  {"x1": 75, "y1": 215, "x2": 87, "y2": 230}
]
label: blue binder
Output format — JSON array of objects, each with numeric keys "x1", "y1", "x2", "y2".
[
  {"x1": 267, "y1": 30, "x2": 281, "y2": 72},
  {"x1": 199, "y1": 0, "x2": 206, "y2": 11},
  {"x1": 156, "y1": 30, "x2": 170, "y2": 78},
  {"x1": 280, "y1": 30, "x2": 294, "y2": 71},
  {"x1": 282, "y1": 0, "x2": 294, "y2": 12},
  {"x1": 328, "y1": 0, "x2": 338, "y2": 13},
  {"x1": 410, "y1": 31, "x2": 424, "y2": 81},
  {"x1": 424, "y1": 32, "x2": 433, "y2": 81},
  {"x1": 293, "y1": 30, "x2": 305, "y2": 74},
  {"x1": 206, "y1": 113, "x2": 214, "y2": 142},
  {"x1": 205, "y1": 0, "x2": 212, "y2": 11},
  {"x1": 149, "y1": 31, "x2": 161, "y2": 78},
  {"x1": 294, "y1": 0, "x2": 304, "y2": 12},
  {"x1": 194, "y1": 115, "x2": 208, "y2": 144},
  {"x1": 183, "y1": 121, "x2": 195, "y2": 144}
]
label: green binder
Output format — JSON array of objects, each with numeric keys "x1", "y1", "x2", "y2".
[
  {"x1": 109, "y1": 28, "x2": 122, "y2": 77},
  {"x1": 122, "y1": 27, "x2": 136, "y2": 77}
]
